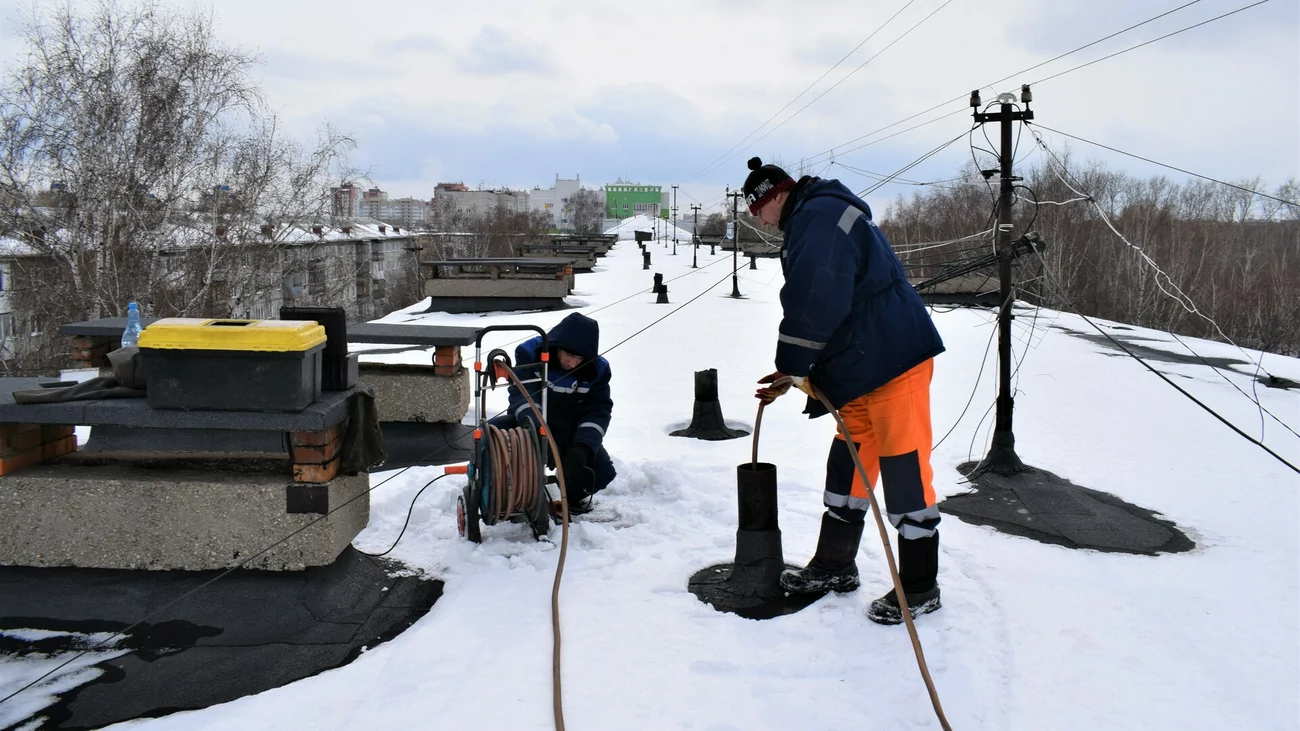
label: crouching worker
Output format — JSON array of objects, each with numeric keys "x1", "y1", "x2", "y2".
[
  {"x1": 745, "y1": 156, "x2": 946, "y2": 625},
  {"x1": 490, "y1": 312, "x2": 615, "y2": 515}
]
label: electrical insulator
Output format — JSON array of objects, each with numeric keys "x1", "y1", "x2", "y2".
[
  {"x1": 1021, "y1": 84, "x2": 1033, "y2": 103},
  {"x1": 969, "y1": 90, "x2": 982, "y2": 108}
]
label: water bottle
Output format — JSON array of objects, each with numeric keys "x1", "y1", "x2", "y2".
[{"x1": 121, "y1": 302, "x2": 142, "y2": 349}]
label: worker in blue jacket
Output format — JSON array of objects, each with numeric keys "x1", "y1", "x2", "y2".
[
  {"x1": 490, "y1": 312, "x2": 615, "y2": 514},
  {"x1": 745, "y1": 157, "x2": 946, "y2": 625}
]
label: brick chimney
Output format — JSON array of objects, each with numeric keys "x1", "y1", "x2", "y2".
[
  {"x1": 312, "y1": 224, "x2": 324, "y2": 236},
  {"x1": 342, "y1": 225, "x2": 352, "y2": 235},
  {"x1": 378, "y1": 225, "x2": 387, "y2": 234},
  {"x1": 261, "y1": 224, "x2": 274, "y2": 237}
]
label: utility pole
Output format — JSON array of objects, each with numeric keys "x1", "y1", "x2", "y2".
[
  {"x1": 972, "y1": 85, "x2": 1034, "y2": 476},
  {"x1": 690, "y1": 204, "x2": 701, "y2": 269},
  {"x1": 728, "y1": 188, "x2": 741, "y2": 299},
  {"x1": 672, "y1": 184, "x2": 679, "y2": 255}
]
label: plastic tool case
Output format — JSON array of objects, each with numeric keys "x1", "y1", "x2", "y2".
[{"x1": 138, "y1": 318, "x2": 327, "y2": 411}]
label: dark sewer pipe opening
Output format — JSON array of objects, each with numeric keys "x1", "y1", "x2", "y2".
[{"x1": 687, "y1": 462, "x2": 826, "y2": 620}]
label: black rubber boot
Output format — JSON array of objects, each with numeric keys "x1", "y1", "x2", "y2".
[
  {"x1": 867, "y1": 532, "x2": 941, "y2": 625},
  {"x1": 780, "y1": 513, "x2": 864, "y2": 594}
]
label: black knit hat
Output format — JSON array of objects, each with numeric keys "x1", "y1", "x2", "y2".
[{"x1": 742, "y1": 157, "x2": 794, "y2": 215}]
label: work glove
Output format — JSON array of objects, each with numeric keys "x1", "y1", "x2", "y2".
[
  {"x1": 561, "y1": 445, "x2": 592, "y2": 491},
  {"x1": 755, "y1": 371, "x2": 792, "y2": 404},
  {"x1": 755, "y1": 372, "x2": 817, "y2": 404},
  {"x1": 789, "y1": 375, "x2": 816, "y2": 399}
]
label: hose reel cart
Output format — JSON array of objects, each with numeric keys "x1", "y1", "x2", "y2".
[{"x1": 456, "y1": 325, "x2": 555, "y2": 542}]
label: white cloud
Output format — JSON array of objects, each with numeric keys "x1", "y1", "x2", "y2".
[
  {"x1": 591, "y1": 123, "x2": 618, "y2": 146},
  {"x1": 455, "y1": 25, "x2": 560, "y2": 77},
  {"x1": 0, "y1": 0, "x2": 1292, "y2": 208}
]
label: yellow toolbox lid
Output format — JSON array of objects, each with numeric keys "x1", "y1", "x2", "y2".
[{"x1": 138, "y1": 318, "x2": 328, "y2": 352}]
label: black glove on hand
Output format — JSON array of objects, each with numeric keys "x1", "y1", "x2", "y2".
[{"x1": 561, "y1": 445, "x2": 591, "y2": 487}]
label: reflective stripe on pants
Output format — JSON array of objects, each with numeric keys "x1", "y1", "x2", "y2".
[{"x1": 822, "y1": 358, "x2": 937, "y2": 538}]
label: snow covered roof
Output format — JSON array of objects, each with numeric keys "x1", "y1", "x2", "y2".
[
  {"x1": 9, "y1": 239, "x2": 1298, "y2": 730},
  {"x1": 604, "y1": 213, "x2": 692, "y2": 241},
  {"x1": 0, "y1": 217, "x2": 419, "y2": 258}
]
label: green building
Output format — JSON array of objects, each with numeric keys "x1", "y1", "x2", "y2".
[{"x1": 605, "y1": 181, "x2": 668, "y2": 220}]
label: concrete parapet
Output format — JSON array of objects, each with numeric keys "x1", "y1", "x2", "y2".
[
  {"x1": 0, "y1": 464, "x2": 369, "y2": 571},
  {"x1": 358, "y1": 362, "x2": 470, "y2": 423},
  {"x1": 424, "y1": 277, "x2": 570, "y2": 299}
]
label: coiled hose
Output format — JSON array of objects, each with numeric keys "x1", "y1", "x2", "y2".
[{"x1": 482, "y1": 423, "x2": 544, "y2": 525}]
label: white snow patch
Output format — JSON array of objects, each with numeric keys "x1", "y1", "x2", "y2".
[{"x1": 3, "y1": 236, "x2": 1295, "y2": 731}]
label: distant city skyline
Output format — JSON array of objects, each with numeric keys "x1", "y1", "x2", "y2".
[{"x1": 0, "y1": 0, "x2": 1294, "y2": 215}]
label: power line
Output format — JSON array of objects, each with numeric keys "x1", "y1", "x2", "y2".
[
  {"x1": 981, "y1": 0, "x2": 1206, "y2": 95},
  {"x1": 694, "y1": 0, "x2": 957, "y2": 181},
  {"x1": 795, "y1": 0, "x2": 1236, "y2": 171},
  {"x1": 835, "y1": 161, "x2": 971, "y2": 187},
  {"x1": 933, "y1": 314, "x2": 998, "y2": 452},
  {"x1": 825, "y1": 107, "x2": 970, "y2": 167},
  {"x1": 1030, "y1": 0, "x2": 1273, "y2": 87},
  {"x1": 1024, "y1": 127, "x2": 1299, "y2": 443},
  {"x1": 1026, "y1": 124, "x2": 1280, "y2": 379},
  {"x1": 1030, "y1": 122, "x2": 1298, "y2": 208},
  {"x1": 858, "y1": 128, "x2": 973, "y2": 198},
  {"x1": 688, "y1": 0, "x2": 920, "y2": 180},
  {"x1": 356, "y1": 474, "x2": 450, "y2": 557},
  {"x1": 1038, "y1": 263, "x2": 1299, "y2": 476}
]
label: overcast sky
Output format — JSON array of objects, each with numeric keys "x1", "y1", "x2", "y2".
[{"x1": 1, "y1": 0, "x2": 1296, "y2": 215}]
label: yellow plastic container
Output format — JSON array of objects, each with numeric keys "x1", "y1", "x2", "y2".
[
  {"x1": 138, "y1": 318, "x2": 326, "y2": 352},
  {"x1": 138, "y1": 318, "x2": 329, "y2": 412}
]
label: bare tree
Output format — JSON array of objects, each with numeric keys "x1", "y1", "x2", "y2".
[
  {"x1": 0, "y1": 0, "x2": 357, "y2": 371},
  {"x1": 876, "y1": 155, "x2": 1300, "y2": 356},
  {"x1": 568, "y1": 188, "x2": 604, "y2": 234}
]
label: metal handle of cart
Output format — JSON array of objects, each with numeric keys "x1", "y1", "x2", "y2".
[{"x1": 474, "y1": 324, "x2": 550, "y2": 426}]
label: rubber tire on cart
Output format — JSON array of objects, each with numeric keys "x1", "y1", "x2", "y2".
[
  {"x1": 464, "y1": 481, "x2": 482, "y2": 543},
  {"x1": 456, "y1": 493, "x2": 467, "y2": 538}
]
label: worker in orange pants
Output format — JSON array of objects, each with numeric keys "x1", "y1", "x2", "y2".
[{"x1": 745, "y1": 156, "x2": 944, "y2": 625}]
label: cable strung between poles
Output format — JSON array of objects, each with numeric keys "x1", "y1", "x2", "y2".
[
  {"x1": 793, "y1": 0, "x2": 1235, "y2": 172},
  {"x1": 1030, "y1": 122, "x2": 1297, "y2": 207}
]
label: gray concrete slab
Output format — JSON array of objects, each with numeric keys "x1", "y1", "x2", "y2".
[
  {"x1": 514, "y1": 252, "x2": 596, "y2": 270},
  {"x1": 422, "y1": 296, "x2": 570, "y2": 314},
  {"x1": 345, "y1": 322, "x2": 478, "y2": 347},
  {"x1": 0, "y1": 548, "x2": 440, "y2": 730},
  {"x1": 59, "y1": 319, "x2": 480, "y2": 350},
  {"x1": 424, "y1": 277, "x2": 570, "y2": 298},
  {"x1": 359, "y1": 364, "x2": 469, "y2": 424},
  {"x1": 0, "y1": 379, "x2": 353, "y2": 431},
  {"x1": 940, "y1": 462, "x2": 1194, "y2": 555},
  {"x1": 423, "y1": 257, "x2": 575, "y2": 266},
  {"x1": 0, "y1": 464, "x2": 369, "y2": 571}
]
